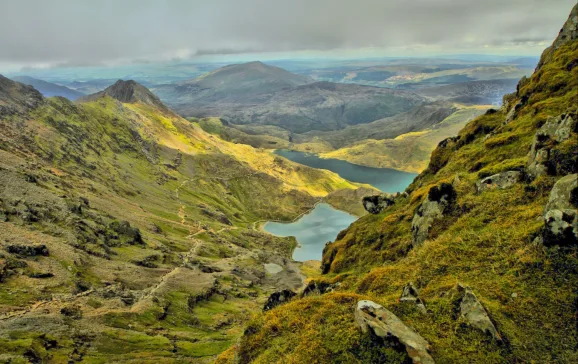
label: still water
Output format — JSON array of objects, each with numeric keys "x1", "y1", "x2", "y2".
[{"x1": 274, "y1": 149, "x2": 416, "y2": 193}]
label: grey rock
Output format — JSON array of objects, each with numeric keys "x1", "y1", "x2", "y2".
[
  {"x1": 362, "y1": 194, "x2": 395, "y2": 214},
  {"x1": 400, "y1": 283, "x2": 427, "y2": 313},
  {"x1": 528, "y1": 113, "x2": 577, "y2": 177},
  {"x1": 411, "y1": 183, "x2": 456, "y2": 247},
  {"x1": 476, "y1": 171, "x2": 522, "y2": 193},
  {"x1": 355, "y1": 300, "x2": 435, "y2": 364},
  {"x1": 263, "y1": 289, "x2": 296, "y2": 311},
  {"x1": 542, "y1": 174, "x2": 578, "y2": 246},
  {"x1": 458, "y1": 285, "x2": 501, "y2": 341}
]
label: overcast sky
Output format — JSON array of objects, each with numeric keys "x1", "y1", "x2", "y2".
[{"x1": 0, "y1": 0, "x2": 576, "y2": 68}]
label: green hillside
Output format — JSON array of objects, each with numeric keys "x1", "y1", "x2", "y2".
[{"x1": 225, "y1": 4, "x2": 578, "y2": 363}]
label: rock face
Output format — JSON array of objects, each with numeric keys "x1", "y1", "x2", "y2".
[
  {"x1": 411, "y1": 183, "x2": 456, "y2": 247},
  {"x1": 362, "y1": 194, "x2": 395, "y2": 214},
  {"x1": 476, "y1": 171, "x2": 522, "y2": 193},
  {"x1": 263, "y1": 289, "x2": 296, "y2": 311},
  {"x1": 400, "y1": 283, "x2": 427, "y2": 313},
  {"x1": 542, "y1": 174, "x2": 578, "y2": 246},
  {"x1": 355, "y1": 300, "x2": 435, "y2": 364},
  {"x1": 458, "y1": 286, "x2": 501, "y2": 341},
  {"x1": 528, "y1": 113, "x2": 577, "y2": 177}
]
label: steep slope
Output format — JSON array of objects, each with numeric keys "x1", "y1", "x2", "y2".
[
  {"x1": 226, "y1": 4, "x2": 578, "y2": 363},
  {"x1": 153, "y1": 62, "x2": 423, "y2": 134},
  {"x1": 11, "y1": 76, "x2": 85, "y2": 100},
  {"x1": 0, "y1": 77, "x2": 362, "y2": 362}
]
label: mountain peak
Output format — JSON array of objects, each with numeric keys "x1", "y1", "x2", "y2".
[
  {"x1": 0, "y1": 74, "x2": 43, "y2": 116},
  {"x1": 81, "y1": 79, "x2": 170, "y2": 112}
]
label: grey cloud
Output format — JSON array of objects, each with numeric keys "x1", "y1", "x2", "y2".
[{"x1": 0, "y1": 0, "x2": 575, "y2": 65}]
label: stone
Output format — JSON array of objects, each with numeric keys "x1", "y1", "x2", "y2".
[
  {"x1": 355, "y1": 300, "x2": 435, "y2": 364},
  {"x1": 263, "y1": 289, "x2": 296, "y2": 311},
  {"x1": 476, "y1": 171, "x2": 522, "y2": 193},
  {"x1": 528, "y1": 113, "x2": 577, "y2": 177},
  {"x1": 400, "y1": 283, "x2": 427, "y2": 313},
  {"x1": 362, "y1": 194, "x2": 395, "y2": 214},
  {"x1": 301, "y1": 280, "x2": 339, "y2": 297},
  {"x1": 542, "y1": 174, "x2": 578, "y2": 246},
  {"x1": 458, "y1": 285, "x2": 501, "y2": 341},
  {"x1": 411, "y1": 183, "x2": 456, "y2": 247}
]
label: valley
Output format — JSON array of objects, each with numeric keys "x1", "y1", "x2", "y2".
[{"x1": 0, "y1": 2, "x2": 576, "y2": 362}]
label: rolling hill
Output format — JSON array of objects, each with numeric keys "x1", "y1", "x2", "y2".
[{"x1": 153, "y1": 62, "x2": 424, "y2": 134}]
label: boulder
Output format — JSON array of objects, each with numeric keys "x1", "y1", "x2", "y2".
[
  {"x1": 542, "y1": 174, "x2": 578, "y2": 246},
  {"x1": 362, "y1": 194, "x2": 395, "y2": 214},
  {"x1": 400, "y1": 283, "x2": 427, "y2": 313},
  {"x1": 528, "y1": 113, "x2": 577, "y2": 177},
  {"x1": 411, "y1": 183, "x2": 456, "y2": 247},
  {"x1": 355, "y1": 300, "x2": 435, "y2": 364},
  {"x1": 263, "y1": 289, "x2": 296, "y2": 311},
  {"x1": 301, "y1": 280, "x2": 339, "y2": 297},
  {"x1": 458, "y1": 285, "x2": 501, "y2": 341},
  {"x1": 476, "y1": 171, "x2": 522, "y2": 193}
]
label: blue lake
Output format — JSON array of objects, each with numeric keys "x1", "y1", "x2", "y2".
[
  {"x1": 265, "y1": 150, "x2": 416, "y2": 261},
  {"x1": 274, "y1": 149, "x2": 416, "y2": 193},
  {"x1": 264, "y1": 203, "x2": 357, "y2": 262}
]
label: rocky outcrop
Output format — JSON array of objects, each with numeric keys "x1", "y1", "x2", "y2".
[
  {"x1": 458, "y1": 285, "x2": 501, "y2": 341},
  {"x1": 528, "y1": 113, "x2": 577, "y2": 177},
  {"x1": 355, "y1": 300, "x2": 435, "y2": 364},
  {"x1": 263, "y1": 289, "x2": 296, "y2": 311},
  {"x1": 400, "y1": 283, "x2": 427, "y2": 313},
  {"x1": 362, "y1": 194, "x2": 395, "y2": 214},
  {"x1": 542, "y1": 174, "x2": 578, "y2": 246},
  {"x1": 411, "y1": 183, "x2": 456, "y2": 247},
  {"x1": 301, "y1": 280, "x2": 340, "y2": 297},
  {"x1": 476, "y1": 171, "x2": 522, "y2": 193},
  {"x1": 6, "y1": 244, "x2": 49, "y2": 257}
]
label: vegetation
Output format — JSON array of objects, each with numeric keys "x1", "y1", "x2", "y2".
[{"x1": 223, "y1": 14, "x2": 578, "y2": 363}]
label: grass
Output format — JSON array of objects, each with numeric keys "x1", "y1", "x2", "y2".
[{"x1": 229, "y1": 35, "x2": 578, "y2": 363}]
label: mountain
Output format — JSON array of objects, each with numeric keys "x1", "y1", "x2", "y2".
[
  {"x1": 79, "y1": 79, "x2": 170, "y2": 113},
  {"x1": 0, "y1": 77, "x2": 369, "y2": 362},
  {"x1": 415, "y1": 78, "x2": 519, "y2": 105},
  {"x1": 225, "y1": 4, "x2": 578, "y2": 363},
  {"x1": 153, "y1": 62, "x2": 424, "y2": 134},
  {"x1": 0, "y1": 75, "x2": 43, "y2": 115},
  {"x1": 11, "y1": 76, "x2": 85, "y2": 100}
]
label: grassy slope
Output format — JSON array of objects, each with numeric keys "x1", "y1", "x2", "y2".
[
  {"x1": 320, "y1": 106, "x2": 488, "y2": 173},
  {"x1": 0, "y1": 92, "x2": 359, "y2": 362},
  {"x1": 225, "y1": 27, "x2": 578, "y2": 364}
]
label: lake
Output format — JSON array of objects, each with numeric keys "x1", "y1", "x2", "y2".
[
  {"x1": 274, "y1": 149, "x2": 416, "y2": 193},
  {"x1": 264, "y1": 203, "x2": 357, "y2": 262}
]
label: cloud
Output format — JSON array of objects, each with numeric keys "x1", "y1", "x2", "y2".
[{"x1": 0, "y1": 0, "x2": 575, "y2": 66}]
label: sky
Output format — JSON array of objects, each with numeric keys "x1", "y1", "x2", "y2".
[{"x1": 0, "y1": 0, "x2": 576, "y2": 70}]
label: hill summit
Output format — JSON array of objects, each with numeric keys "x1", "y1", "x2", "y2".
[{"x1": 80, "y1": 79, "x2": 170, "y2": 112}]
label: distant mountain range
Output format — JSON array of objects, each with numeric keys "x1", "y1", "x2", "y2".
[
  {"x1": 10, "y1": 76, "x2": 85, "y2": 100},
  {"x1": 153, "y1": 61, "x2": 423, "y2": 133}
]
